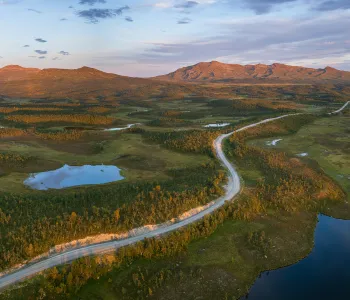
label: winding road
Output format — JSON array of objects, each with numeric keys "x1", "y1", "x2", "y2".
[
  {"x1": 328, "y1": 101, "x2": 349, "y2": 114},
  {"x1": 0, "y1": 104, "x2": 348, "y2": 291}
]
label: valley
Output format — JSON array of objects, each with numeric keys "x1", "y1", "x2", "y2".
[{"x1": 0, "y1": 63, "x2": 349, "y2": 299}]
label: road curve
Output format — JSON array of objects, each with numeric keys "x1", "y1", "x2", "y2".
[
  {"x1": 0, "y1": 108, "x2": 347, "y2": 291},
  {"x1": 328, "y1": 101, "x2": 349, "y2": 114}
]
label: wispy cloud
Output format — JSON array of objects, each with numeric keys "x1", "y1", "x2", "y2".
[
  {"x1": 242, "y1": 0, "x2": 296, "y2": 15},
  {"x1": 35, "y1": 50, "x2": 47, "y2": 55},
  {"x1": 125, "y1": 16, "x2": 133, "y2": 22},
  {"x1": 314, "y1": 0, "x2": 350, "y2": 11},
  {"x1": 35, "y1": 38, "x2": 47, "y2": 43},
  {"x1": 79, "y1": 0, "x2": 106, "y2": 5},
  {"x1": 23, "y1": 45, "x2": 30, "y2": 47},
  {"x1": 174, "y1": 1, "x2": 199, "y2": 9},
  {"x1": 59, "y1": 51, "x2": 70, "y2": 55},
  {"x1": 177, "y1": 17, "x2": 192, "y2": 24},
  {"x1": 77, "y1": 6, "x2": 130, "y2": 23},
  {"x1": 28, "y1": 8, "x2": 42, "y2": 13},
  {"x1": 0, "y1": 0, "x2": 22, "y2": 5}
]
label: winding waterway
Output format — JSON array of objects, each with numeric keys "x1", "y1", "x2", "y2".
[{"x1": 243, "y1": 215, "x2": 350, "y2": 299}]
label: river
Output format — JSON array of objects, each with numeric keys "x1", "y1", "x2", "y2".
[{"x1": 243, "y1": 214, "x2": 350, "y2": 299}]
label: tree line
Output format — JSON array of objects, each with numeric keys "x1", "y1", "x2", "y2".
[
  {"x1": 1, "y1": 113, "x2": 346, "y2": 299},
  {"x1": 0, "y1": 163, "x2": 224, "y2": 271},
  {"x1": 5, "y1": 114, "x2": 116, "y2": 125}
]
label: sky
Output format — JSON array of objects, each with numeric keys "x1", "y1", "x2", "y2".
[{"x1": 0, "y1": 0, "x2": 349, "y2": 77}]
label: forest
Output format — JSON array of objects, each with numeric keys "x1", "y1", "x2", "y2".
[
  {"x1": 0, "y1": 163, "x2": 224, "y2": 271},
  {"x1": 1, "y1": 113, "x2": 346, "y2": 299},
  {"x1": 5, "y1": 114, "x2": 115, "y2": 125}
]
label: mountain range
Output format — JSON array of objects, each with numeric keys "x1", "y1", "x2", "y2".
[
  {"x1": 0, "y1": 62, "x2": 349, "y2": 100},
  {"x1": 154, "y1": 61, "x2": 350, "y2": 82}
]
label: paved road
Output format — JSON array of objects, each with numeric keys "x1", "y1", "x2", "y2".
[{"x1": 0, "y1": 107, "x2": 347, "y2": 291}]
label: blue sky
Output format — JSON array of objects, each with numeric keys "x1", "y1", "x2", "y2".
[{"x1": 0, "y1": 0, "x2": 349, "y2": 76}]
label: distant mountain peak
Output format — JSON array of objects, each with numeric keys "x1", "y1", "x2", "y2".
[
  {"x1": 1, "y1": 65, "x2": 39, "y2": 71},
  {"x1": 153, "y1": 61, "x2": 350, "y2": 82}
]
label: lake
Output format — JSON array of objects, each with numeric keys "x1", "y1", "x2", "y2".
[
  {"x1": 24, "y1": 164, "x2": 124, "y2": 190},
  {"x1": 243, "y1": 214, "x2": 350, "y2": 299}
]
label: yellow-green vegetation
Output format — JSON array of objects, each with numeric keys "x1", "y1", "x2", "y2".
[
  {"x1": 249, "y1": 115, "x2": 350, "y2": 198},
  {"x1": 5, "y1": 114, "x2": 115, "y2": 125},
  {"x1": 0, "y1": 128, "x2": 28, "y2": 138},
  {"x1": 0, "y1": 132, "x2": 211, "y2": 192},
  {"x1": 0, "y1": 163, "x2": 225, "y2": 272},
  {"x1": 34, "y1": 130, "x2": 85, "y2": 141},
  {"x1": 2, "y1": 113, "x2": 348, "y2": 300},
  {"x1": 0, "y1": 107, "x2": 64, "y2": 113},
  {"x1": 87, "y1": 106, "x2": 112, "y2": 114}
]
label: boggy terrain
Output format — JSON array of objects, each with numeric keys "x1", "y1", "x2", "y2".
[
  {"x1": 0, "y1": 63, "x2": 349, "y2": 299},
  {"x1": 0, "y1": 101, "x2": 349, "y2": 299}
]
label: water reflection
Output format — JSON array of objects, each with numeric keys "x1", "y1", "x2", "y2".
[
  {"x1": 242, "y1": 215, "x2": 350, "y2": 299},
  {"x1": 24, "y1": 164, "x2": 124, "y2": 190}
]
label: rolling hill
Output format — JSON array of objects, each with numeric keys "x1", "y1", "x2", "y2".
[
  {"x1": 0, "y1": 66, "x2": 161, "y2": 100},
  {"x1": 0, "y1": 62, "x2": 349, "y2": 101}
]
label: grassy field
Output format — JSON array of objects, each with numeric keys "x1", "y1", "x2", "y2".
[
  {"x1": 0, "y1": 97, "x2": 297, "y2": 193},
  {"x1": 71, "y1": 211, "x2": 316, "y2": 300},
  {"x1": 70, "y1": 112, "x2": 350, "y2": 300},
  {"x1": 249, "y1": 115, "x2": 350, "y2": 198},
  {"x1": 0, "y1": 98, "x2": 348, "y2": 299},
  {"x1": 0, "y1": 131, "x2": 211, "y2": 192}
]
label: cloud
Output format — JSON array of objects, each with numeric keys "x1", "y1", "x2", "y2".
[
  {"x1": 153, "y1": 2, "x2": 173, "y2": 9},
  {"x1": 59, "y1": 51, "x2": 70, "y2": 55},
  {"x1": 115, "y1": 6, "x2": 130, "y2": 15},
  {"x1": 79, "y1": 0, "x2": 106, "y2": 5},
  {"x1": 129, "y1": 10, "x2": 350, "y2": 71},
  {"x1": 177, "y1": 17, "x2": 192, "y2": 24},
  {"x1": 125, "y1": 16, "x2": 133, "y2": 22},
  {"x1": 174, "y1": 1, "x2": 199, "y2": 9},
  {"x1": 60, "y1": 18, "x2": 68, "y2": 21},
  {"x1": 35, "y1": 50, "x2": 47, "y2": 55},
  {"x1": 38, "y1": 56, "x2": 46, "y2": 59},
  {"x1": 35, "y1": 38, "x2": 47, "y2": 43},
  {"x1": 242, "y1": 0, "x2": 297, "y2": 14},
  {"x1": 314, "y1": 0, "x2": 350, "y2": 11},
  {"x1": 52, "y1": 57, "x2": 60, "y2": 60},
  {"x1": 23, "y1": 45, "x2": 30, "y2": 47},
  {"x1": 0, "y1": 0, "x2": 22, "y2": 5},
  {"x1": 77, "y1": 6, "x2": 130, "y2": 23},
  {"x1": 28, "y1": 8, "x2": 42, "y2": 13}
]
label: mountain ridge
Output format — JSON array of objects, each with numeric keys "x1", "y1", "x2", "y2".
[
  {"x1": 0, "y1": 62, "x2": 349, "y2": 100},
  {"x1": 153, "y1": 61, "x2": 350, "y2": 82}
]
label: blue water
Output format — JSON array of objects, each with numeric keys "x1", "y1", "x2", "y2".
[
  {"x1": 243, "y1": 215, "x2": 350, "y2": 299},
  {"x1": 24, "y1": 164, "x2": 124, "y2": 190}
]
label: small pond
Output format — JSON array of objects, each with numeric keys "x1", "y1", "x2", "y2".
[
  {"x1": 297, "y1": 152, "x2": 309, "y2": 157},
  {"x1": 24, "y1": 164, "x2": 124, "y2": 190},
  {"x1": 204, "y1": 123, "x2": 230, "y2": 128},
  {"x1": 242, "y1": 215, "x2": 350, "y2": 299},
  {"x1": 266, "y1": 138, "x2": 283, "y2": 146},
  {"x1": 104, "y1": 124, "x2": 137, "y2": 131}
]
